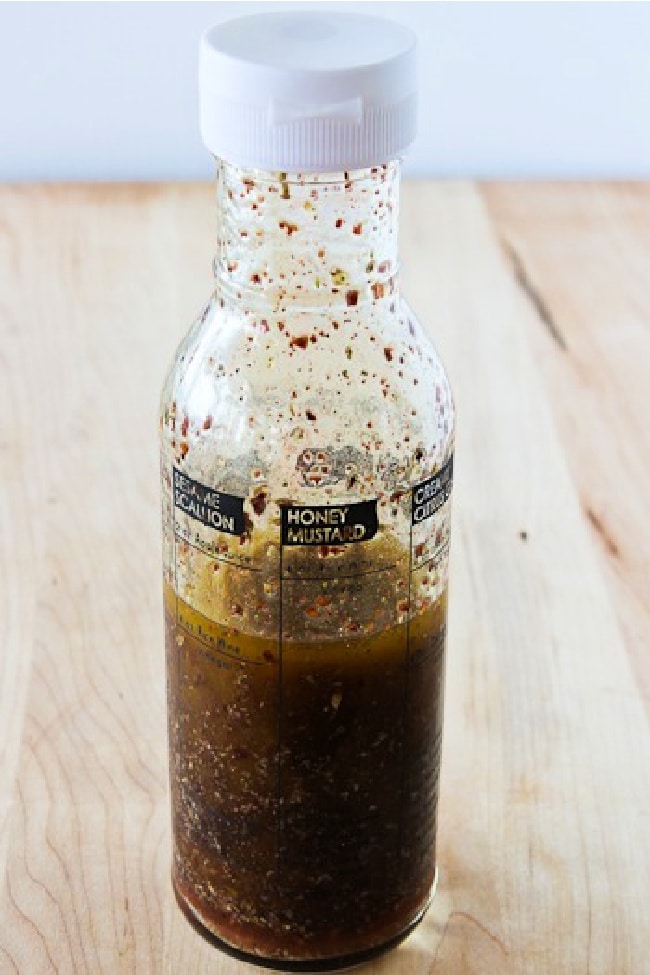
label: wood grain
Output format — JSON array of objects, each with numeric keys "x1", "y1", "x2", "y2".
[
  {"x1": 1, "y1": 182, "x2": 648, "y2": 974},
  {"x1": 483, "y1": 183, "x2": 650, "y2": 710}
]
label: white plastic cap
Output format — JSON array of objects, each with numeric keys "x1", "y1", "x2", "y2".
[{"x1": 199, "y1": 10, "x2": 417, "y2": 173}]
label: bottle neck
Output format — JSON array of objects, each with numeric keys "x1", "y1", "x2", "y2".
[{"x1": 213, "y1": 159, "x2": 401, "y2": 313}]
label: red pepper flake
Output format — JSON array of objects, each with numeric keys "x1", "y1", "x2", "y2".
[
  {"x1": 415, "y1": 542, "x2": 426, "y2": 558},
  {"x1": 346, "y1": 290, "x2": 359, "y2": 307},
  {"x1": 251, "y1": 491, "x2": 268, "y2": 516},
  {"x1": 384, "y1": 346, "x2": 393, "y2": 362},
  {"x1": 352, "y1": 223, "x2": 362, "y2": 235},
  {"x1": 319, "y1": 543, "x2": 344, "y2": 558},
  {"x1": 242, "y1": 513, "x2": 254, "y2": 539},
  {"x1": 309, "y1": 334, "x2": 317, "y2": 344},
  {"x1": 279, "y1": 220, "x2": 298, "y2": 236},
  {"x1": 203, "y1": 415, "x2": 213, "y2": 431},
  {"x1": 180, "y1": 416, "x2": 189, "y2": 437},
  {"x1": 179, "y1": 442, "x2": 189, "y2": 459},
  {"x1": 251, "y1": 272, "x2": 261, "y2": 284},
  {"x1": 306, "y1": 409, "x2": 317, "y2": 421},
  {"x1": 317, "y1": 248, "x2": 325, "y2": 258},
  {"x1": 290, "y1": 335, "x2": 309, "y2": 350},
  {"x1": 372, "y1": 282, "x2": 385, "y2": 300},
  {"x1": 377, "y1": 260, "x2": 391, "y2": 274},
  {"x1": 397, "y1": 598, "x2": 410, "y2": 614},
  {"x1": 335, "y1": 218, "x2": 344, "y2": 228}
]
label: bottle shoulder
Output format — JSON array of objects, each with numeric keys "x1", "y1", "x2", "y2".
[
  {"x1": 160, "y1": 294, "x2": 454, "y2": 497},
  {"x1": 163, "y1": 294, "x2": 452, "y2": 399}
]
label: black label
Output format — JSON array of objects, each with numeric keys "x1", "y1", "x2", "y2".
[
  {"x1": 412, "y1": 455, "x2": 454, "y2": 525},
  {"x1": 173, "y1": 468, "x2": 245, "y2": 536},
  {"x1": 281, "y1": 499, "x2": 378, "y2": 546}
]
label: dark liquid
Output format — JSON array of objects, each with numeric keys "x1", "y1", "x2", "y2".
[{"x1": 165, "y1": 581, "x2": 446, "y2": 966}]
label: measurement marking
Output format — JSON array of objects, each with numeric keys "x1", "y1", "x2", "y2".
[
  {"x1": 399, "y1": 497, "x2": 415, "y2": 860},
  {"x1": 408, "y1": 624, "x2": 446, "y2": 667},
  {"x1": 411, "y1": 539, "x2": 450, "y2": 573},
  {"x1": 281, "y1": 563, "x2": 399, "y2": 582},
  {"x1": 277, "y1": 534, "x2": 284, "y2": 861},
  {"x1": 174, "y1": 529, "x2": 262, "y2": 570},
  {"x1": 172, "y1": 474, "x2": 184, "y2": 794},
  {"x1": 177, "y1": 616, "x2": 265, "y2": 666}
]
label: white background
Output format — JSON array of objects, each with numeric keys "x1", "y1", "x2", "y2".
[{"x1": 0, "y1": 1, "x2": 648, "y2": 181}]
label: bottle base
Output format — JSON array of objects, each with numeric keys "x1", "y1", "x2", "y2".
[{"x1": 173, "y1": 869, "x2": 438, "y2": 973}]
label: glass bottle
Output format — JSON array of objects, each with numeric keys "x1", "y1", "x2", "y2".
[{"x1": 160, "y1": 11, "x2": 454, "y2": 971}]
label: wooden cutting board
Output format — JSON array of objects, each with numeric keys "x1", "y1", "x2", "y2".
[{"x1": 1, "y1": 182, "x2": 648, "y2": 974}]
